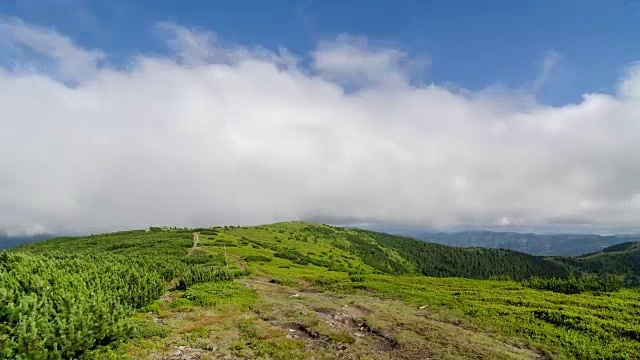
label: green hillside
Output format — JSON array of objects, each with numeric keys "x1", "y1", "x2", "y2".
[
  {"x1": 3, "y1": 222, "x2": 640, "y2": 359},
  {"x1": 558, "y1": 241, "x2": 640, "y2": 287}
]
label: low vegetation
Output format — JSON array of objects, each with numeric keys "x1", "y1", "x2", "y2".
[
  {"x1": 2, "y1": 221, "x2": 639, "y2": 359},
  {"x1": 523, "y1": 274, "x2": 621, "y2": 294},
  {"x1": 0, "y1": 252, "x2": 163, "y2": 359}
]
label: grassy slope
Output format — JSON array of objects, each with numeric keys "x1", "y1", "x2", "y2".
[
  {"x1": 579, "y1": 242, "x2": 640, "y2": 259},
  {"x1": 13, "y1": 222, "x2": 640, "y2": 359},
  {"x1": 558, "y1": 241, "x2": 640, "y2": 287}
]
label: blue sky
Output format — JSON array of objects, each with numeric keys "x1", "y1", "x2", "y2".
[{"x1": 1, "y1": 0, "x2": 639, "y2": 105}]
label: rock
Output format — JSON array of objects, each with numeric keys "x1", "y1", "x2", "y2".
[
  {"x1": 202, "y1": 344, "x2": 217, "y2": 351},
  {"x1": 158, "y1": 347, "x2": 203, "y2": 360}
]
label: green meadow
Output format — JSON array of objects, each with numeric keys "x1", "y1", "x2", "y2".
[{"x1": 2, "y1": 222, "x2": 639, "y2": 359}]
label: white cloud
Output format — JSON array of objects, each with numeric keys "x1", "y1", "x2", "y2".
[
  {"x1": 0, "y1": 16, "x2": 103, "y2": 82},
  {"x1": 312, "y1": 34, "x2": 428, "y2": 87},
  {"x1": 156, "y1": 22, "x2": 298, "y2": 69},
  {"x1": 156, "y1": 22, "x2": 218, "y2": 65},
  {"x1": 619, "y1": 62, "x2": 640, "y2": 98},
  {"x1": 1, "y1": 19, "x2": 640, "y2": 234},
  {"x1": 532, "y1": 50, "x2": 562, "y2": 92}
]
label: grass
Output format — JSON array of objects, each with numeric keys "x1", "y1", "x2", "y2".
[
  {"x1": 185, "y1": 281, "x2": 257, "y2": 308},
  {"x1": 314, "y1": 275, "x2": 640, "y2": 359},
  {"x1": 10, "y1": 222, "x2": 640, "y2": 359}
]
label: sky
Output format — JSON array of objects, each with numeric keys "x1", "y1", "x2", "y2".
[{"x1": 1, "y1": 0, "x2": 640, "y2": 235}]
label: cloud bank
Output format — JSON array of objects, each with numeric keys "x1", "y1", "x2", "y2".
[{"x1": 1, "y1": 18, "x2": 640, "y2": 234}]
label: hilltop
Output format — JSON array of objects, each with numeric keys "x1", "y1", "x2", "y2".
[
  {"x1": 3, "y1": 222, "x2": 640, "y2": 359},
  {"x1": 16, "y1": 222, "x2": 569, "y2": 281}
]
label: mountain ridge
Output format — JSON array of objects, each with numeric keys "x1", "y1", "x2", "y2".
[{"x1": 409, "y1": 230, "x2": 640, "y2": 257}]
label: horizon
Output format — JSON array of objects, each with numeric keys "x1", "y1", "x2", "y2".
[
  {"x1": 2, "y1": 1, "x2": 640, "y2": 235},
  {"x1": 4, "y1": 220, "x2": 640, "y2": 238}
]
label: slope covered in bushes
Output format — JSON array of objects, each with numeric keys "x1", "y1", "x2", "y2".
[
  {"x1": 3, "y1": 228, "x2": 243, "y2": 358},
  {"x1": 0, "y1": 252, "x2": 163, "y2": 359},
  {"x1": 3, "y1": 222, "x2": 639, "y2": 359}
]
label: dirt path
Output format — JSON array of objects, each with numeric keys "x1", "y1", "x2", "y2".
[
  {"x1": 229, "y1": 254, "x2": 247, "y2": 271},
  {"x1": 189, "y1": 242, "x2": 248, "y2": 272},
  {"x1": 187, "y1": 232, "x2": 201, "y2": 255}
]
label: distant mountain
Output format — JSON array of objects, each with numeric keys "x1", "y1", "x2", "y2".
[
  {"x1": 411, "y1": 231, "x2": 640, "y2": 257},
  {"x1": 0, "y1": 234, "x2": 56, "y2": 251}
]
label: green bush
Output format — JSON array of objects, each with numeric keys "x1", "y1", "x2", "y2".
[
  {"x1": 185, "y1": 281, "x2": 257, "y2": 308},
  {"x1": 349, "y1": 272, "x2": 366, "y2": 283},
  {"x1": 244, "y1": 255, "x2": 272, "y2": 262},
  {"x1": 194, "y1": 229, "x2": 219, "y2": 236},
  {"x1": 132, "y1": 318, "x2": 169, "y2": 339},
  {"x1": 488, "y1": 274, "x2": 513, "y2": 281},
  {"x1": 523, "y1": 274, "x2": 621, "y2": 294},
  {"x1": 0, "y1": 251, "x2": 164, "y2": 359},
  {"x1": 176, "y1": 267, "x2": 250, "y2": 290},
  {"x1": 182, "y1": 250, "x2": 223, "y2": 265}
]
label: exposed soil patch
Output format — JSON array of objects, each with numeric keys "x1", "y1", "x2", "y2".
[
  {"x1": 299, "y1": 286, "x2": 321, "y2": 293},
  {"x1": 298, "y1": 278, "x2": 322, "y2": 293},
  {"x1": 229, "y1": 255, "x2": 247, "y2": 271},
  {"x1": 316, "y1": 308, "x2": 359, "y2": 328},
  {"x1": 394, "y1": 347, "x2": 435, "y2": 360},
  {"x1": 342, "y1": 304, "x2": 372, "y2": 317},
  {"x1": 158, "y1": 346, "x2": 203, "y2": 360},
  {"x1": 449, "y1": 319, "x2": 474, "y2": 331},
  {"x1": 359, "y1": 320, "x2": 399, "y2": 350},
  {"x1": 282, "y1": 323, "x2": 314, "y2": 340},
  {"x1": 160, "y1": 291, "x2": 180, "y2": 303},
  {"x1": 533, "y1": 350, "x2": 554, "y2": 359},
  {"x1": 314, "y1": 307, "x2": 337, "y2": 315}
]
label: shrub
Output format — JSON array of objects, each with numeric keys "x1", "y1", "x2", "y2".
[
  {"x1": 329, "y1": 332, "x2": 356, "y2": 344},
  {"x1": 194, "y1": 229, "x2": 218, "y2": 236},
  {"x1": 176, "y1": 267, "x2": 250, "y2": 290},
  {"x1": 523, "y1": 274, "x2": 621, "y2": 294},
  {"x1": 182, "y1": 250, "x2": 223, "y2": 265},
  {"x1": 349, "y1": 272, "x2": 366, "y2": 283},
  {"x1": 185, "y1": 281, "x2": 257, "y2": 308},
  {"x1": 269, "y1": 277, "x2": 299, "y2": 287},
  {"x1": 488, "y1": 274, "x2": 513, "y2": 281},
  {"x1": 0, "y1": 251, "x2": 164, "y2": 359},
  {"x1": 132, "y1": 318, "x2": 169, "y2": 338},
  {"x1": 244, "y1": 255, "x2": 272, "y2": 262}
]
